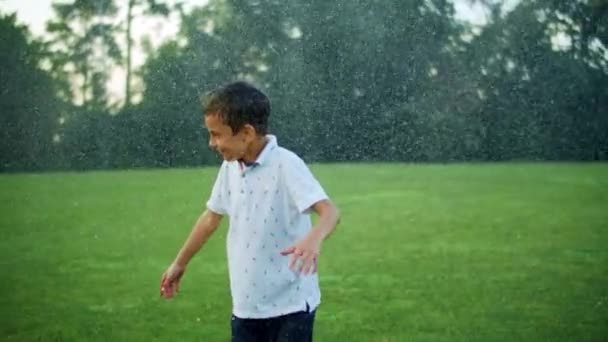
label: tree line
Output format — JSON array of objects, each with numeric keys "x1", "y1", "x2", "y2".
[{"x1": 1, "y1": 0, "x2": 607, "y2": 172}]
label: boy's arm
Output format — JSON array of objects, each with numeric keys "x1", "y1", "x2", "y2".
[
  {"x1": 308, "y1": 199, "x2": 341, "y2": 241},
  {"x1": 281, "y1": 199, "x2": 340, "y2": 275},
  {"x1": 174, "y1": 209, "x2": 224, "y2": 266},
  {"x1": 161, "y1": 209, "x2": 223, "y2": 299}
]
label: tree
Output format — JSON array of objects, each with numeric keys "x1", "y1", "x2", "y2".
[
  {"x1": 46, "y1": 0, "x2": 122, "y2": 110},
  {"x1": 19, "y1": 0, "x2": 604, "y2": 171},
  {"x1": 125, "y1": 0, "x2": 170, "y2": 107},
  {"x1": 137, "y1": 40, "x2": 222, "y2": 167},
  {"x1": 465, "y1": 0, "x2": 608, "y2": 160},
  {"x1": 0, "y1": 13, "x2": 62, "y2": 171},
  {"x1": 262, "y1": 0, "x2": 469, "y2": 161},
  {"x1": 549, "y1": 0, "x2": 608, "y2": 160}
]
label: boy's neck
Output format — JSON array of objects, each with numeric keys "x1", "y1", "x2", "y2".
[{"x1": 241, "y1": 135, "x2": 268, "y2": 164}]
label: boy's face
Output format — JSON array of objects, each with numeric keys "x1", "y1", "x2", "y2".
[{"x1": 204, "y1": 113, "x2": 254, "y2": 161}]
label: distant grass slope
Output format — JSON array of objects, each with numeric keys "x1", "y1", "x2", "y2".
[{"x1": 1, "y1": 163, "x2": 606, "y2": 341}]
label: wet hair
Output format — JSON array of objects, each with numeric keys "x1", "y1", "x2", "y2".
[{"x1": 201, "y1": 81, "x2": 270, "y2": 136}]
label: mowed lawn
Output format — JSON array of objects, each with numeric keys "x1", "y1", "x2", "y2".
[{"x1": 1, "y1": 163, "x2": 607, "y2": 341}]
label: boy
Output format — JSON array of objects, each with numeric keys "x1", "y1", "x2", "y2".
[{"x1": 160, "y1": 81, "x2": 340, "y2": 342}]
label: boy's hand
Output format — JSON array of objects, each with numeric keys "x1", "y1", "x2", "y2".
[
  {"x1": 280, "y1": 233, "x2": 322, "y2": 275},
  {"x1": 160, "y1": 263, "x2": 185, "y2": 299}
]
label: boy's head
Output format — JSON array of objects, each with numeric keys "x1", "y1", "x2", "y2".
[{"x1": 201, "y1": 81, "x2": 270, "y2": 161}]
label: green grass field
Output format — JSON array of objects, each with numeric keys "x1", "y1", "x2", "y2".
[{"x1": 1, "y1": 163, "x2": 607, "y2": 341}]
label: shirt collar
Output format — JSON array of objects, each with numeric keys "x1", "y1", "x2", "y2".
[
  {"x1": 239, "y1": 135, "x2": 277, "y2": 168},
  {"x1": 254, "y1": 135, "x2": 278, "y2": 166}
]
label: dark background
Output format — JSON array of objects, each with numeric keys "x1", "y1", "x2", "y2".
[{"x1": 1, "y1": 0, "x2": 607, "y2": 172}]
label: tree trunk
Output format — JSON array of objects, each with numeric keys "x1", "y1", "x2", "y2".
[
  {"x1": 82, "y1": 68, "x2": 88, "y2": 107},
  {"x1": 125, "y1": 0, "x2": 134, "y2": 107},
  {"x1": 580, "y1": 2, "x2": 607, "y2": 160}
]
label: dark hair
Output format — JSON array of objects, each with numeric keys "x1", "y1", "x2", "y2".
[{"x1": 201, "y1": 81, "x2": 270, "y2": 135}]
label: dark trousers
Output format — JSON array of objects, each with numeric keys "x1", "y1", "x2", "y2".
[{"x1": 231, "y1": 306, "x2": 316, "y2": 342}]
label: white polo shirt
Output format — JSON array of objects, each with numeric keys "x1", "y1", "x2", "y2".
[{"x1": 206, "y1": 135, "x2": 329, "y2": 319}]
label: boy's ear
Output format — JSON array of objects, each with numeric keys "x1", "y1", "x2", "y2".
[{"x1": 242, "y1": 124, "x2": 257, "y2": 140}]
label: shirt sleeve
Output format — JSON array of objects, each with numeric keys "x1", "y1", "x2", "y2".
[
  {"x1": 206, "y1": 162, "x2": 228, "y2": 215},
  {"x1": 282, "y1": 152, "x2": 328, "y2": 214}
]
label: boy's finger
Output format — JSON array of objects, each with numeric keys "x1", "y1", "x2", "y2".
[
  {"x1": 288, "y1": 254, "x2": 298, "y2": 269},
  {"x1": 160, "y1": 279, "x2": 168, "y2": 296},
  {"x1": 298, "y1": 253, "x2": 310, "y2": 273},
  {"x1": 280, "y1": 246, "x2": 295, "y2": 255},
  {"x1": 302, "y1": 260, "x2": 312, "y2": 275},
  {"x1": 305, "y1": 254, "x2": 319, "y2": 274},
  {"x1": 164, "y1": 283, "x2": 175, "y2": 299}
]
